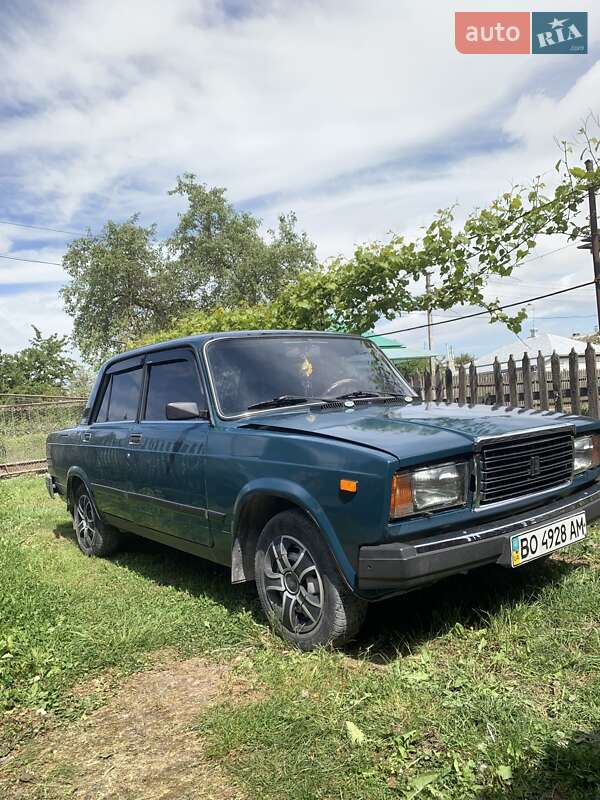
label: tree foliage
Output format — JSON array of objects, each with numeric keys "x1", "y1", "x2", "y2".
[
  {"x1": 0, "y1": 327, "x2": 76, "y2": 395},
  {"x1": 61, "y1": 178, "x2": 317, "y2": 364},
  {"x1": 167, "y1": 175, "x2": 317, "y2": 309},
  {"x1": 137, "y1": 133, "x2": 600, "y2": 348},
  {"x1": 455, "y1": 352, "x2": 476, "y2": 366},
  {"x1": 61, "y1": 217, "x2": 172, "y2": 364}
]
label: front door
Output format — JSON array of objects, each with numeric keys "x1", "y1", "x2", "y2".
[{"x1": 127, "y1": 348, "x2": 212, "y2": 547}]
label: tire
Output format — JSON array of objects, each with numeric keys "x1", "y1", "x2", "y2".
[
  {"x1": 72, "y1": 484, "x2": 120, "y2": 557},
  {"x1": 254, "y1": 509, "x2": 368, "y2": 650}
]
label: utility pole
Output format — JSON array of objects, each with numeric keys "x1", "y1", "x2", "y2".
[
  {"x1": 425, "y1": 270, "x2": 434, "y2": 372},
  {"x1": 585, "y1": 159, "x2": 600, "y2": 331}
]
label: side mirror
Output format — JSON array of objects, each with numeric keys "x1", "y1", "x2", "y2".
[{"x1": 165, "y1": 401, "x2": 208, "y2": 421}]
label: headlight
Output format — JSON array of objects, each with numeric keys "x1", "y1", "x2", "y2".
[
  {"x1": 390, "y1": 462, "x2": 468, "y2": 519},
  {"x1": 574, "y1": 434, "x2": 600, "y2": 474}
]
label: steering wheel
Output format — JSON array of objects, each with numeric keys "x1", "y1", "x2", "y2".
[{"x1": 323, "y1": 378, "x2": 360, "y2": 398}]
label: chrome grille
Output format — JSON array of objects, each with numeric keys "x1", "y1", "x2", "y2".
[{"x1": 479, "y1": 430, "x2": 573, "y2": 505}]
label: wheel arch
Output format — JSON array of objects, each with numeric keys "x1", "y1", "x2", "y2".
[
  {"x1": 65, "y1": 467, "x2": 98, "y2": 516},
  {"x1": 230, "y1": 479, "x2": 356, "y2": 590}
]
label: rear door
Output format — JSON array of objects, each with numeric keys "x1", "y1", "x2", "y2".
[
  {"x1": 82, "y1": 356, "x2": 144, "y2": 521},
  {"x1": 127, "y1": 348, "x2": 212, "y2": 547}
]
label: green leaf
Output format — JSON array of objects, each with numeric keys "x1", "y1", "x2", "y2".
[
  {"x1": 345, "y1": 721, "x2": 365, "y2": 745},
  {"x1": 496, "y1": 765, "x2": 513, "y2": 781},
  {"x1": 404, "y1": 771, "x2": 441, "y2": 798}
]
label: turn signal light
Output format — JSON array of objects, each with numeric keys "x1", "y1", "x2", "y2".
[
  {"x1": 339, "y1": 479, "x2": 358, "y2": 493},
  {"x1": 390, "y1": 472, "x2": 413, "y2": 518}
]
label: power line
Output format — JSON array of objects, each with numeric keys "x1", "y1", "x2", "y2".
[
  {"x1": 0, "y1": 253, "x2": 62, "y2": 266},
  {"x1": 0, "y1": 219, "x2": 83, "y2": 236},
  {"x1": 366, "y1": 280, "x2": 598, "y2": 337}
]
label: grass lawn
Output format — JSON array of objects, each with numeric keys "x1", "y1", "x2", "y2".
[{"x1": 1, "y1": 475, "x2": 600, "y2": 798}]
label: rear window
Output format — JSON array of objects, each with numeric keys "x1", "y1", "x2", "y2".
[
  {"x1": 93, "y1": 368, "x2": 142, "y2": 422},
  {"x1": 108, "y1": 369, "x2": 142, "y2": 421}
]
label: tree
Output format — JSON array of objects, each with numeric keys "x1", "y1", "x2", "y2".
[
  {"x1": 167, "y1": 175, "x2": 317, "y2": 308},
  {"x1": 455, "y1": 353, "x2": 476, "y2": 366},
  {"x1": 0, "y1": 327, "x2": 76, "y2": 395},
  {"x1": 61, "y1": 179, "x2": 318, "y2": 363},
  {"x1": 61, "y1": 217, "x2": 173, "y2": 364}
]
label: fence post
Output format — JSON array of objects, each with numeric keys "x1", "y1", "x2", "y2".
[
  {"x1": 458, "y1": 364, "x2": 466, "y2": 404},
  {"x1": 537, "y1": 350, "x2": 549, "y2": 411},
  {"x1": 522, "y1": 352, "x2": 533, "y2": 409},
  {"x1": 507, "y1": 355, "x2": 518, "y2": 407},
  {"x1": 434, "y1": 364, "x2": 443, "y2": 402},
  {"x1": 551, "y1": 350, "x2": 562, "y2": 413},
  {"x1": 423, "y1": 367, "x2": 432, "y2": 402},
  {"x1": 493, "y1": 357, "x2": 503, "y2": 405},
  {"x1": 411, "y1": 370, "x2": 422, "y2": 400},
  {"x1": 445, "y1": 366, "x2": 454, "y2": 403},
  {"x1": 469, "y1": 361, "x2": 477, "y2": 405},
  {"x1": 569, "y1": 348, "x2": 580, "y2": 415},
  {"x1": 586, "y1": 342, "x2": 599, "y2": 418}
]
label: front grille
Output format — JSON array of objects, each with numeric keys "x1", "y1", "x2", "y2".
[{"x1": 478, "y1": 430, "x2": 573, "y2": 505}]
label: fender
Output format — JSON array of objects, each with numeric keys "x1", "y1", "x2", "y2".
[{"x1": 232, "y1": 477, "x2": 357, "y2": 589}]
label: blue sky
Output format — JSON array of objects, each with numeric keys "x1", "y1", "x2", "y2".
[{"x1": 1, "y1": 0, "x2": 600, "y2": 359}]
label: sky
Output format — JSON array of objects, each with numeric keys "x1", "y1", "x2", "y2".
[{"x1": 1, "y1": 0, "x2": 600, "y2": 359}]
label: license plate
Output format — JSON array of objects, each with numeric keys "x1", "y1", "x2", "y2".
[{"x1": 511, "y1": 512, "x2": 586, "y2": 567}]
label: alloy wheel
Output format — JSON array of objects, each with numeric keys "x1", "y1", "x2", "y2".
[
  {"x1": 75, "y1": 494, "x2": 97, "y2": 554},
  {"x1": 262, "y1": 534, "x2": 324, "y2": 633}
]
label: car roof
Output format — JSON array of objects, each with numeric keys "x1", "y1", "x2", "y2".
[{"x1": 102, "y1": 329, "x2": 364, "y2": 370}]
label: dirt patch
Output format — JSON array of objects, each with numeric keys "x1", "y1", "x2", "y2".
[{"x1": 0, "y1": 657, "x2": 250, "y2": 800}]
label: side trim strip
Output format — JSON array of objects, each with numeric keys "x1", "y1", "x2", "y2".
[{"x1": 90, "y1": 482, "x2": 226, "y2": 520}]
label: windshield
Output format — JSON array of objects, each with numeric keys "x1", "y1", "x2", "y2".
[{"x1": 205, "y1": 335, "x2": 414, "y2": 417}]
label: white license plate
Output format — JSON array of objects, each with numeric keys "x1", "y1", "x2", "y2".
[{"x1": 511, "y1": 512, "x2": 586, "y2": 567}]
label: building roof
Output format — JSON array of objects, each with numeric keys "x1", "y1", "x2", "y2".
[{"x1": 475, "y1": 332, "x2": 587, "y2": 371}]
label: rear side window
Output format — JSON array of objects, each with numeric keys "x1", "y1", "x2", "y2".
[
  {"x1": 106, "y1": 368, "x2": 142, "y2": 421},
  {"x1": 144, "y1": 359, "x2": 206, "y2": 421},
  {"x1": 95, "y1": 378, "x2": 111, "y2": 422}
]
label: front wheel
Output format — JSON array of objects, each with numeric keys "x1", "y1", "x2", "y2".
[
  {"x1": 72, "y1": 485, "x2": 120, "y2": 557},
  {"x1": 255, "y1": 510, "x2": 367, "y2": 650}
]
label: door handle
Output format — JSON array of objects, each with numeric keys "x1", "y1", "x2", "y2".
[
  {"x1": 82, "y1": 432, "x2": 92, "y2": 442},
  {"x1": 129, "y1": 433, "x2": 143, "y2": 445}
]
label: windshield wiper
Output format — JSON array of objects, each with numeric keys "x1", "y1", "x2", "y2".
[
  {"x1": 247, "y1": 395, "x2": 327, "y2": 411},
  {"x1": 334, "y1": 390, "x2": 407, "y2": 400}
]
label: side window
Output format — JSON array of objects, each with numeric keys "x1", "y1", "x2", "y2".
[
  {"x1": 94, "y1": 377, "x2": 112, "y2": 422},
  {"x1": 106, "y1": 368, "x2": 142, "y2": 421},
  {"x1": 144, "y1": 359, "x2": 207, "y2": 421}
]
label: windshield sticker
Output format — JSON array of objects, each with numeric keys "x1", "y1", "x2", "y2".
[{"x1": 302, "y1": 357, "x2": 313, "y2": 378}]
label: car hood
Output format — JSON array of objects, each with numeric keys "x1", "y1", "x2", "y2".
[{"x1": 240, "y1": 402, "x2": 588, "y2": 463}]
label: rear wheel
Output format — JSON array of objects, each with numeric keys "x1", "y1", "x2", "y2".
[
  {"x1": 72, "y1": 484, "x2": 120, "y2": 557},
  {"x1": 255, "y1": 509, "x2": 367, "y2": 650}
]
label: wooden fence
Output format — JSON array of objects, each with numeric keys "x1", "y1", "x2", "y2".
[{"x1": 406, "y1": 343, "x2": 600, "y2": 418}]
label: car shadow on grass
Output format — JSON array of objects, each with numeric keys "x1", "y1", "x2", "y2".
[
  {"x1": 53, "y1": 521, "x2": 578, "y2": 662},
  {"x1": 52, "y1": 521, "x2": 261, "y2": 618},
  {"x1": 478, "y1": 729, "x2": 600, "y2": 799}
]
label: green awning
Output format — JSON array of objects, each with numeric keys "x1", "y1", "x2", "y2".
[{"x1": 362, "y1": 333, "x2": 440, "y2": 360}]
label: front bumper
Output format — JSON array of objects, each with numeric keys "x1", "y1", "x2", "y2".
[{"x1": 358, "y1": 483, "x2": 600, "y2": 592}]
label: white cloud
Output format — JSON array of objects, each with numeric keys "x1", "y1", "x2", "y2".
[
  {"x1": 0, "y1": 0, "x2": 599, "y2": 353},
  {"x1": 0, "y1": 286, "x2": 71, "y2": 353}
]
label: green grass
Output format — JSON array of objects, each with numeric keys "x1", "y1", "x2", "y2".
[
  {"x1": 1, "y1": 476, "x2": 600, "y2": 798},
  {"x1": 0, "y1": 403, "x2": 84, "y2": 462},
  {"x1": 1, "y1": 430, "x2": 47, "y2": 462}
]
